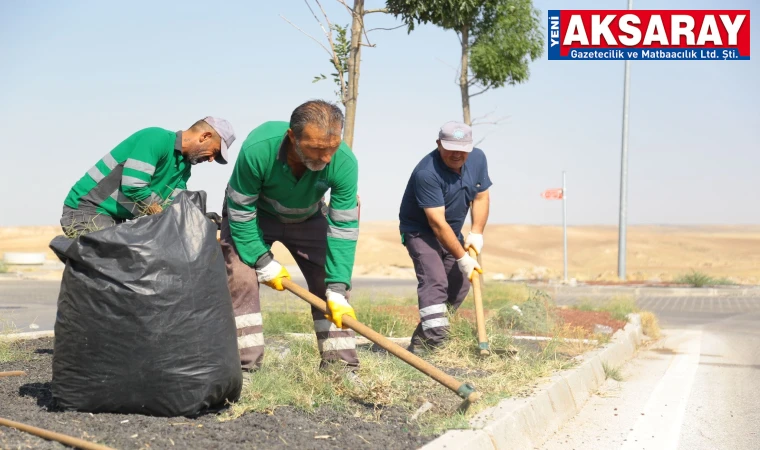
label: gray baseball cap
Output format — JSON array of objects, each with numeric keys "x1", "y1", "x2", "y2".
[
  {"x1": 203, "y1": 116, "x2": 236, "y2": 164},
  {"x1": 438, "y1": 121, "x2": 473, "y2": 153}
]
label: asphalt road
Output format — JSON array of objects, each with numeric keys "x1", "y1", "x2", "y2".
[
  {"x1": 3, "y1": 279, "x2": 759, "y2": 449},
  {"x1": 539, "y1": 295, "x2": 760, "y2": 450},
  {"x1": 0, "y1": 277, "x2": 418, "y2": 333}
]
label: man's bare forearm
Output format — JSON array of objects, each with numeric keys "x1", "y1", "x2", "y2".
[
  {"x1": 470, "y1": 190, "x2": 490, "y2": 234},
  {"x1": 430, "y1": 221, "x2": 466, "y2": 259}
]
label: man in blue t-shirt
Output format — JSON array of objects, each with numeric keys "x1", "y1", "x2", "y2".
[{"x1": 398, "y1": 121, "x2": 492, "y2": 354}]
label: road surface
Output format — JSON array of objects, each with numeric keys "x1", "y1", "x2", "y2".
[
  {"x1": 539, "y1": 295, "x2": 760, "y2": 450},
  {"x1": 0, "y1": 276, "x2": 417, "y2": 333}
]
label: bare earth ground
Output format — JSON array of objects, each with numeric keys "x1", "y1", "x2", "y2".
[
  {"x1": 2, "y1": 223, "x2": 759, "y2": 283},
  {"x1": 0, "y1": 338, "x2": 429, "y2": 450},
  {"x1": 1, "y1": 304, "x2": 619, "y2": 450}
]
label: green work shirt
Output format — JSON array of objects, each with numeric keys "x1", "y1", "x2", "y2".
[
  {"x1": 63, "y1": 128, "x2": 192, "y2": 219},
  {"x1": 225, "y1": 121, "x2": 359, "y2": 290}
]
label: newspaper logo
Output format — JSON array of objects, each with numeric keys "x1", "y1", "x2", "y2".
[{"x1": 548, "y1": 10, "x2": 750, "y2": 60}]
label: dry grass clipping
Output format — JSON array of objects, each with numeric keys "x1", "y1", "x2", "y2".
[{"x1": 639, "y1": 311, "x2": 661, "y2": 339}]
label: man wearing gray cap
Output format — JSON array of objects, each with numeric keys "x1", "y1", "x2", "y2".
[
  {"x1": 398, "y1": 121, "x2": 492, "y2": 354},
  {"x1": 60, "y1": 116, "x2": 235, "y2": 236}
]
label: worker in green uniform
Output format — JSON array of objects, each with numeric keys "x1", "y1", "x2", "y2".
[
  {"x1": 220, "y1": 100, "x2": 360, "y2": 375},
  {"x1": 60, "y1": 117, "x2": 235, "y2": 236}
]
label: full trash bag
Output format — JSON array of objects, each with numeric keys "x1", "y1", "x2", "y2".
[{"x1": 49, "y1": 191, "x2": 242, "y2": 417}]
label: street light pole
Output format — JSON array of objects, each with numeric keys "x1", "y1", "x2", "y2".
[
  {"x1": 563, "y1": 171, "x2": 568, "y2": 283},
  {"x1": 617, "y1": 0, "x2": 633, "y2": 280}
]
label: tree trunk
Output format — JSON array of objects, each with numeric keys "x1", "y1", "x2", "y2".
[
  {"x1": 459, "y1": 24, "x2": 471, "y2": 126},
  {"x1": 343, "y1": 0, "x2": 364, "y2": 149}
]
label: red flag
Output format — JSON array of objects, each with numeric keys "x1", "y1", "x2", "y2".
[{"x1": 541, "y1": 188, "x2": 564, "y2": 200}]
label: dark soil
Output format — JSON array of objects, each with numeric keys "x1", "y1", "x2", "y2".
[{"x1": 0, "y1": 338, "x2": 433, "y2": 450}]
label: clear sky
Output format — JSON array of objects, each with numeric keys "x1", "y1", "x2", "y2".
[{"x1": 1, "y1": 0, "x2": 757, "y2": 227}]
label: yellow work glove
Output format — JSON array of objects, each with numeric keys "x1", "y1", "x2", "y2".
[
  {"x1": 324, "y1": 289, "x2": 356, "y2": 329},
  {"x1": 456, "y1": 253, "x2": 483, "y2": 281},
  {"x1": 255, "y1": 260, "x2": 291, "y2": 291}
]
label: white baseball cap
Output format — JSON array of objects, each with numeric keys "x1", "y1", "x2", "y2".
[
  {"x1": 202, "y1": 116, "x2": 236, "y2": 164},
  {"x1": 438, "y1": 121, "x2": 474, "y2": 153}
]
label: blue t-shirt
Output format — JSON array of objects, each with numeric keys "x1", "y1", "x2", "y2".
[{"x1": 399, "y1": 147, "x2": 492, "y2": 239}]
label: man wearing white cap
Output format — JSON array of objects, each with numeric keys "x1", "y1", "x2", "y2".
[
  {"x1": 397, "y1": 121, "x2": 492, "y2": 354},
  {"x1": 60, "y1": 117, "x2": 235, "y2": 235}
]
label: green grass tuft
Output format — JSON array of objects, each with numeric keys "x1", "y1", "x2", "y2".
[
  {"x1": 602, "y1": 362, "x2": 624, "y2": 381},
  {"x1": 674, "y1": 270, "x2": 736, "y2": 287},
  {"x1": 0, "y1": 318, "x2": 31, "y2": 363}
]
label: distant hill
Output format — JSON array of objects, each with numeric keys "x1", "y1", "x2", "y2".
[{"x1": 1, "y1": 223, "x2": 758, "y2": 284}]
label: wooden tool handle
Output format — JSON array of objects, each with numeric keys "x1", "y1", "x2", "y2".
[
  {"x1": 281, "y1": 278, "x2": 480, "y2": 402},
  {"x1": 0, "y1": 417, "x2": 116, "y2": 450},
  {"x1": 469, "y1": 248, "x2": 490, "y2": 355},
  {"x1": 0, "y1": 371, "x2": 27, "y2": 378}
]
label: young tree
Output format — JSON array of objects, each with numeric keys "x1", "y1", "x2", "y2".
[
  {"x1": 385, "y1": 0, "x2": 544, "y2": 126},
  {"x1": 282, "y1": 1, "x2": 391, "y2": 148}
]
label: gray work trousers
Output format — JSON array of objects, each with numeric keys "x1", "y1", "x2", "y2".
[
  {"x1": 59, "y1": 205, "x2": 123, "y2": 237},
  {"x1": 220, "y1": 212, "x2": 359, "y2": 372},
  {"x1": 404, "y1": 231, "x2": 471, "y2": 349}
]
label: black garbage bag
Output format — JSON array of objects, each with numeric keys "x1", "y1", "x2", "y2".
[{"x1": 49, "y1": 191, "x2": 242, "y2": 417}]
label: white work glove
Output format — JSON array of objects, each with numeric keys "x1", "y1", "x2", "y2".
[
  {"x1": 255, "y1": 260, "x2": 291, "y2": 291},
  {"x1": 464, "y1": 232, "x2": 484, "y2": 255},
  {"x1": 325, "y1": 288, "x2": 356, "y2": 329},
  {"x1": 456, "y1": 253, "x2": 483, "y2": 281}
]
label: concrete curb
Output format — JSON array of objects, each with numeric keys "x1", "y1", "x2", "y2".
[
  {"x1": 532, "y1": 284, "x2": 760, "y2": 298},
  {"x1": 420, "y1": 314, "x2": 645, "y2": 450},
  {"x1": 0, "y1": 330, "x2": 55, "y2": 341}
]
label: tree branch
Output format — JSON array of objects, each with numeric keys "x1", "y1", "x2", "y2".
[
  {"x1": 472, "y1": 118, "x2": 508, "y2": 126},
  {"x1": 471, "y1": 116, "x2": 510, "y2": 146},
  {"x1": 279, "y1": 14, "x2": 333, "y2": 57},
  {"x1": 471, "y1": 109, "x2": 509, "y2": 126},
  {"x1": 366, "y1": 24, "x2": 405, "y2": 32},
  {"x1": 335, "y1": 0, "x2": 374, "y2": 47},
  {"x1": 469, "y1": 86, "x2": 492, "y2": 98},
  {"x1": 304, "y1": 0, "x2": 330, "y2": 38},
  {"x1": 314, "y1": 0, "x2": 347, "y2": 98},
  {"x1": 436, "y1": 57, "x2": 458, "y2": 73},
  {"x1": 364, "y1": 8, "x2": 388, "y2": 14}
]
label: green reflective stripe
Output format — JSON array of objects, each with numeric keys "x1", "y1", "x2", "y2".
[
  {"x1": 326, "y1": 225, "x2": 358, "y2": 241},
  {"x1": 261, "y1": 194, "x2": 319, "y2": 215},
  {"x1": 111, "y1": 190, "x2": 138, "y2": 214},
  {"x1": 122, "y1": 176, "x2": 148, "y2": 188},
  {"x1": 87, "y1": 165, "x2": 105, "y2": 183},
  {"x1": 227, "y1": 185, "x2": 258, "y2": 206},
  {"x1": 102, "y1": 153, "x2": 118, "y2": 170},
  {"x1": 229, "y1": 208, "x2": 257, "y2": 222},
  {"x1": 125, "y1": 158, "x2": 156, "y2": 176},
  {"x1": 328, "y1": 206, "x2": 358, "y2": 222}
]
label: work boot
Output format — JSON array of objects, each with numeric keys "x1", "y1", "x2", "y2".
[
  {"x1": 407, "y1": 341, "x2": 438, "y2": 357},
  {"x1": 369, "y1": 342, "x2": 388, "y2": 355}
]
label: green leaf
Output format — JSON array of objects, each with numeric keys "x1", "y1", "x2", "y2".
[{"x1": 387, "y1": 0, "x2": 545, "y2": 88}]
